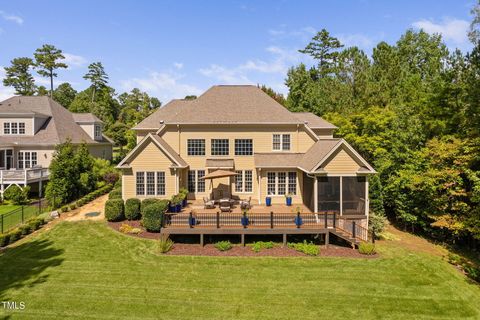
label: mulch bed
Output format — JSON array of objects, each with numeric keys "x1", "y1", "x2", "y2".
[{"x1": 107, "y1": 220, "x2": 377, "y2": 258}]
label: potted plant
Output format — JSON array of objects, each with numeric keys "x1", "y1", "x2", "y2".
[
  {"x1": 241, "y1": 209, "x2": 249, "y2": 227},
  {"x1": 294, "y1": 207, "x2": 303, "y2": 227},
  {"x1": 266, "y1": 193, "x2": 272, "y2": 206},
  {"x1": 174, "y1": 195, "x2": 182, "y2": 213},
  {"x1": 285, "y1": 193, "x2": 293, "y2": 206},
  {"x1": 168, "y1": 197, "x2": 176, "y2": 213},
  {"x1": 180, "y1": 187, "x2": 188, "y2": 207}
]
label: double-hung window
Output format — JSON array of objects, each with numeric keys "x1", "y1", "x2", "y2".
[
  {"x1": 94, "y1": 125, "x2": 101, "y2": 139},
  {"x1": 187, "y1": 170, "x2": 205, "y2": 193},
  {"x1": 3, "y1": 122, "x2": 26, "y2": 135},
  {"x1": 266, "y1": 171, "x2": 297, "y2": 195},
  {"x1": 234, "y1": 139, "x2": 253, "y2": 155},
  {"x1": 211, "y1": 139, "x2": 229, "y2": 156},
  {"x1": 187, "y1": 139, "x2": 205, "y2": 156},
  {"x1": 235, "y1": 170, "x2": 253, "y2": 193},
  {"x1": 272, "y1": 134, "x2": 291, "y2": 151},
  {"x1": 135, "y1": 171, "x2": 166, "y2": 196},
  {"x1": 18, "y1": 151, "x2": 37, "y2": 169}
]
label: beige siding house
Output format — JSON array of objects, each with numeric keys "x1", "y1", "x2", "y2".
[
  {"x1": 0, "y1": 96, "x2": 113, "y2": 197},
  {"x1": 118, "y1": 85, "x2": 375, "y2": 230}
]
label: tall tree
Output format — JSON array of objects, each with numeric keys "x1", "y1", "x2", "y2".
[
  {"x1": 34, "y1": 44, "x2": 68, "y2": 97},
  {"x1": 298, "y1": 29, "x2": 344, "y2": 77},
  {"x1": 469, "y1": 0, "x2": 480, "y2": 43},
  {"x1": 53, "y1": 82, "x2": 77, "y2": 108},
  {"x1": 2, "y1": 57, "x2": 36, "y2": 95},
  {"x1": 83, "y1": 62, "x2": 109, "y2": 102}
]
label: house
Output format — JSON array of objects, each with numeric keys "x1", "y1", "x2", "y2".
[
  {"x1": 0, "y1": 95, "x2": 113, "y2": 197},
  {"x1": 117, "y1": 85, "x2": 375, "y2": 236}
]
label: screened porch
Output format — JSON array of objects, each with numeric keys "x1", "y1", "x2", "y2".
[{"x1": 315, "y1": 176, "x2": 367, "y2": 216}]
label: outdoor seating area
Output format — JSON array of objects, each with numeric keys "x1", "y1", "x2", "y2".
[{"x1": 189, "y1": 199, "x2": 312, "y2": 214}]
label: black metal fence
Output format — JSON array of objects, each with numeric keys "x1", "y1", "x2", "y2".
[{"x1": 0, "y1": 199, "x2": 48, "y2": 234}]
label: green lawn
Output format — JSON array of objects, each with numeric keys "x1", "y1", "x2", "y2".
[
  {"x1": 0, "y1": 204, "x2": 20, "y2": 215},
  {"x1": 1, "y1": 221, "x2": 479, "y2": 319}
]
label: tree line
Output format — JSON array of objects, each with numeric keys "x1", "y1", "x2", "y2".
[
  {"x1": 280, "y1": 4, "x2": 480, "y2": 247},
  {"x1": 2, "y1": 44, "x2": 162, "y2": 157}
]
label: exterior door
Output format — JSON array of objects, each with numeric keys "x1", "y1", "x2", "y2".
[{"x1": 5, "y1": 149, "x2": 13, "y2": 169}]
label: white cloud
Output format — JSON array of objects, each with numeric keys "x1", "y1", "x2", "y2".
[
  {"x1": 173, "y1": 62, "x2": 183, "y2": 69},
  {"x1": 412, "y1": 18, "x2": 469, "y2": 44},
  {"x1": 61, "y1": 53, "x2": 88, "y2": 68},
  {"x1": 337, "y1": 33, "x2": 375, "y2": 49},
  {"x1": 0, "y1": 11, "x2": 23, "y2": 25},
  {"x1": 120, "y1": 71, "x2": 202, "y2": 101},
  {"x1": 0, "y1": 67, "x2": 15, "y2": 100},
  {"x1": 199, "y1": 46, "x2": 304, "y2": 84}
]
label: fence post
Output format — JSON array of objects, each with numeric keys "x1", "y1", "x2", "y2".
[
  {"x1": 21, "y1": 206, "x2": 24, "y2": 224},
  {"x1": 270, "y1": 211, "x2": 274, "y2": 229},
  {"x1": 324, "y1": 213, "x2": 327, "y2": 228},
  {"x1": 1, "y1": 214, "x2": 3, "y2": 234},
  {"x1": 352, "y1": 221, "x2": 356, "y2": 239},
  {"x1": 216, "y1": 211, "x2": 220, "y2": 229}
]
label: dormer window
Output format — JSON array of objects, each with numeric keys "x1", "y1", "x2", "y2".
[{"x1": 94, "y1": 124, "x2": 101, "y2": 139}]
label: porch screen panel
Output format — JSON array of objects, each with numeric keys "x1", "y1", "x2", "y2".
[
  {"x1": 342, "y1": 176, "x2": 366, "y2": 215},
  {"x1": 317, "y1": 177, "x2": 340, "y2": 213}
]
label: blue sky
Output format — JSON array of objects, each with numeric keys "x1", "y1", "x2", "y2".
[{"x1": 0, "y1": 0, "x2": 475, "y2": 103}]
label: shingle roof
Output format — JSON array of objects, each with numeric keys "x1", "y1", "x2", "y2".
[
  {"x1": 205, "y1": 158, "x2": 235, "y2": 168},
  {"x1": 72, "y1": 113, "x2": 103, "y2": 123},
  {"x1": 0, "y1": 96, "x2": 111, "y2": 146},
  {"x1": 293, "y1": 112, "x2": 337, "y2": 129},
  {"x1": 135, "y1": 85, "x2": 334, "y2": 129},
  {"x1": 150, "y1": 135, "x2": 188, "y2": 168}
]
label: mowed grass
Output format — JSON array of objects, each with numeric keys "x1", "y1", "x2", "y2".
[
  {"x1": 0, "y1": 204, "x2": 20, "y2": 215},
  {"x1": 1, "y1": 222, "x2": 480, "y2": 320}
]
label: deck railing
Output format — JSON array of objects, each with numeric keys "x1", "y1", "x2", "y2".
[
  {"x1": 164, "y1": 211, "x2": 369, "y2": 242},
  {"x1": 0, "y1": 168, "x2": 49, "y2": 183}
]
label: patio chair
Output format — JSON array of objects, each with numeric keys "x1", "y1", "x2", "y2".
[
  {"x1": 203, "y1": 196, "x2": 215, "y2": 209},
  {"x1": 240, "y1": 197, "x2": 251, "y2": 210},
  {"x1": 219, "y1": 199, "x2": 231, "y2": 212}
]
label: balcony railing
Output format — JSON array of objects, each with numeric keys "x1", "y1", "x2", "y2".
[{"x1": 0, "y1": 168, "x2": 50, "y2": 183}]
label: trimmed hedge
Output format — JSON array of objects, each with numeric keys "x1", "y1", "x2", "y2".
[
  {"x1": 0, "y1": 233, "x2": 10, "y2": 247},
  {"x1": 104, "y1": 199, "x2": 125, "y2": 222},
  {"x1": 125, "y1": 198, "x2": 141, "y2": 220},
  {"x1": 0, "y1": 217, "x2": 47, "y2": 248},
  {"x1": 8, "y1": 229, "x2": 22, "y2": 244},
  {"x1": 108, "y1": 188, "x2": 122, "y2": 200},
  {"x1": 141, "y1": 201, "x2": 168, "y2": 232},
  {"x1": 141, "y1": 198, "x2": 163, "y2": 215}
]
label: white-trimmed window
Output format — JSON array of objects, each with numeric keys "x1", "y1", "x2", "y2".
[
  {"x1": 235, "y1": 170, "x2": 253, "y2": 193},
  {"x1": 18, "y1": 151, "x2": 37, "y2": 169},
  {"x1": 3, "y1": 122, "x2": 26, "y2": 135},
  {"x1": 234, "y1": 139, "x2": 253, "y2": 155},
  {"x1": 187, "y1": 139, "x2": 205, "y2": 156},
  {"x1": 211, "y1": 139, "x2": 229, "y2": 156},
  {"x1": 266, "y1": 171, "x2": 297, "y2": 195},
  {"x1": 136, "y1": 171, "x2": 166, "y2": 196},
  {"x1": 272, "y1": 134, "x2": 291, "y2": 151},
  {"x1": 94, "y1": 125, "x2": 101, "y2": 139},
  {"x1": 187, "y1": 170, "x2": 205, "y2": 193}
]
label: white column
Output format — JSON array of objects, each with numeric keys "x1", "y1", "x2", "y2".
[
  {"x1": 365, "y1": 176, "x2": 369, "y2": 217},
  {"x1": 257, "y1": 168, "x2": 261, "y2": 204},
  {"x1": 314, "y1": 175, "x2": 318, "y2": 212}
]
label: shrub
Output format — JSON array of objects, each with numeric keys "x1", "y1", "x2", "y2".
[
  {"x1": 76, "y1": 200, "x2": 84, "y2": 207},
  {"x1": 108, "y1": 188, "x2": 122, "y2": 199},
  {"x1": 125, "y1": 198, "x2": 141, "y2": 220},
  {"x1": 141, "y1": 198, "x2": 164, "y2": 215},
  {"x1": 141, "y1": 202, "x2": 168, "y2": 232},
  {"x1": 104, "y1": 199, "x2": 125, "y2": 222},
  {"x1": 250, "y1": 241, "x2": 275, "y2": 253},
  {"x1": 27, "y1": 218, "x2": 42, "y2": 231},
  {"x1": 288, "y1": 241, "x2": 319, "y2": 256},
  {"x1": 358, "y1": 242, "x2": 377, "y2": 255},
  {"x1": 464, "y1": 265, "x2": 480, "y2": 282},
  {"x1": 119, "y1": 223, "x2": 134, "y2": 233},
  {"x1": 8, "y1": 229, "x2": 22, "y2": 244},
  {"x1": 19, "y1": 224, "x2": 32, "y2": 236},
  {"x1": 3, "y1": 185, "x2": 30, "y2": 205},
  {"x1": 69, "y1": 204, "x2": 77, "y2": 210},
  {"x1": 369, "y1": 211, "x2": 386, "y2": 238},
  {"x1": 60, "y1": 205, "x2": 69, "y2": 213},
  {"x1": 215, "y1": 240, "x2": 232, "y2": 251},
  {"x1": 157, "y1": 233, "x2": 174, "y2": 253},
  {"x1": 0, "y1": 233, "x2": 10, "y2": 247}
]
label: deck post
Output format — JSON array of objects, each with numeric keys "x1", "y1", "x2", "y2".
[
  {"x1": 200, "y1": 234, "x2": 204, "y2": 246},
  {"x1": 270, "y1": 211, "x2": 273, "y2": 229},
  {"x1": 352, "y1": 221, "x2": 356, "y2": 239},
  {"x1": 216, "y1": 212, "x2": 220, "y2": 229},
  {"x1": 241, "y1": 233, "x2": 245, "y2": 246},
  {"x1": 325, "y1": 232, "x2": 329, "y2": 247},
  {"x1": 324, "y1": 212, "x2": 327, "y2": 228},
  {"x1": 282, "y1": 233, "x2": 287, "y2": 247},
  {"x1": 333, "y1": 214, "x2": 336, "y2": 228}
]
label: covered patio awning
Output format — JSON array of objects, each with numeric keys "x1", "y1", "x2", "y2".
[
  {"x1": 205, "y1": 158, "x2": 234, "y2": 169},
  {"x1": 200, "y1": 169, "x2": 237, "y2": 180}
]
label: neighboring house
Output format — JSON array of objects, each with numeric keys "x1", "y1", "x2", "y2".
[
  {"x1": 117, "y1": 85, "x2": 375, "y2": 227},
  {"x1": 0, "y1": 96, "x2": 113, "y2": 197}
]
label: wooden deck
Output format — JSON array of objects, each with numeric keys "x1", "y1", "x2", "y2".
[
  {"x1": 0, "y1": 168, "x2": 49, "y2": 184},
  {"x1": 162, "y1": 210, "x2": 369, "y2": 247}
]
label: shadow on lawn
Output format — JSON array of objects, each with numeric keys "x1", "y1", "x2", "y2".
[{"x1": 0, "y1": 238, "x2": 64, "y2": 299}]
